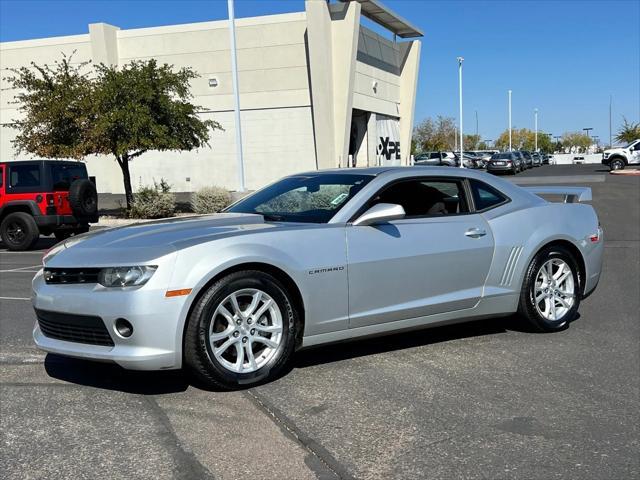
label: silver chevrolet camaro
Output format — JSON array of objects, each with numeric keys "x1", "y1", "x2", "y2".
[{"x1": 32, "y1": 167, "x2": 603, "y2": 388}]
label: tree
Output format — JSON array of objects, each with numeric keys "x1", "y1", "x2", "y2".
[
  {"x1": 6, "y1": 55, "x2": 95, "y2": 160},
  {"x1": 561, "y1": 131, "x2": 591, "y2": 153},
  {"x1": 493, "y1": 128, "x2": 554, "y2": 152},
  {"x1": 6, "y1": 56, "x2": 221, "y2": 209},
  {"x1": 464, "y1": 134, "x2": 480, "y2": 150},
  {"x1": 615, "y1": 117, "x2": 640, "y2": 144},
  {"x1": 413, "y1": 116, "x2": 457, "y2": 152}
]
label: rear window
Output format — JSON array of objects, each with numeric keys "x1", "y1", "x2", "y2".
[
  {"x1": 9, "y1": 164, "x2": 41, "y2": 189},
  {"x1": 50, "y1": 163, "x2": 87, "y2": 190},
  {"x1": 492, "y1": 153, "x2": 512, "y2": 159}
]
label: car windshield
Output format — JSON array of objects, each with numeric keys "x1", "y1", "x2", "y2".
[
  {"x1": 624, "y1": 141, "x2": 639, "y2": 149},
  {"x1": 491, "y1": 153, "x2": 512, "y2": 159},
  {"x1": 225, "y1": 174, "x2": 374, "y2": 223}
]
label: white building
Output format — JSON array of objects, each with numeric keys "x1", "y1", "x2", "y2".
[{"x1": 0, "y1": 0, "x2": 422, "y2": 195}]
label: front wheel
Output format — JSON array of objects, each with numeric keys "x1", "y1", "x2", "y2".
[
  {"x1": 0, "y1": 212, "x2": 39, "y2": 251},
  {"x1": 518, "y1": 246, "x2": 581, "y2": 332},
  {"x1": 609, "y1": 158, "x2": 625, "y2": 171},
  {"x1": 184, "y1": 270, "x2": 298, "y2": 389}
]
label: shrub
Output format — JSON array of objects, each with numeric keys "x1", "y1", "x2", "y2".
[
  {"x1": 128, "y1": 179, "x2": 176, "y2": 219},
  {"x1": 191, "y1": 186, "x2": 232, "y2": 214}
]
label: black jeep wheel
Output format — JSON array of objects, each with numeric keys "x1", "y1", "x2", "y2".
[{"x1": 0, "y1": 212, "x2": 39, "y2": 251}]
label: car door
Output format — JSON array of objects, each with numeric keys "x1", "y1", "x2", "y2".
[
  {"x1": 630, "y1": 141, "x2": 640, "y2": 165},
  {"x1": 346, "y1": 176, "x2": 495, "y2": 329}
]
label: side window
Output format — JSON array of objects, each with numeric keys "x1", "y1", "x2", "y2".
[
  {"x1": 0, "y1": 166, "x2": 4, "y2": 188},
  {"x1": 9, "y1": 164, "x2": 41, "y2": 189},
  {"x1": 469, "y1": 178, "x2": 508, "y2": 211},
  {"x1": 374, "y1": 178, "x2": 469, "y2": 216}
]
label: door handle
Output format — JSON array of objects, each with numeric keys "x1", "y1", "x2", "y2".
[{"x1": 465, "y1": 227, "x2": 487, "y2": 238}]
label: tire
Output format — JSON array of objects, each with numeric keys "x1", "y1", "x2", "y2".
[
  {"x1": 609, "y1": 158, "x2": 625, "y2": 171},
  {"x1": 184, "y1": 270, "x2": 299, "y2": 389},
  {"x1": 518, "y1": 245, "x2": 581, "y2": 332},
  {"x1": 68, "y1": 179, "x2": 98, "y2": 217},
  {"x1": 0, "y1": 212, "x2": 39, "y2": 251}
]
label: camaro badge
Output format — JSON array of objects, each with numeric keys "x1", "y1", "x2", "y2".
[{"x1": 308, "y1": 266, "x2": 345, "y2": 275}]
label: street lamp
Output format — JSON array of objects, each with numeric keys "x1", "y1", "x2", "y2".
[
  {"x1": 508, "y1": 90, "x2": 512, "y2": 151},
  {"x1": 457, "y1": 57, "x2": 464, "y2": 168},
  {"x1": 534, "y1": 108, "x2": 538, "y2": 152},
  {"x1": 583, "y1": 127, "x2": 593, "y2": 138},
  {"x1": 227, "y1": 0, "x2": 245, "y2": 192}
]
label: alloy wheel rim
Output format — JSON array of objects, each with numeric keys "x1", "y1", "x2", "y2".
[
  {"x1": 534, "y1": 259, "x2": 575, "y2": 322},
  {"x1": 612, "y1": 161, "x2": 622, "y2": 170},
  {"x1": 208, "y1": 288, "x2": 283, "y2": 374},
  {"x1": 6, "y1": 222, "x2": 25, "y2": 243}
]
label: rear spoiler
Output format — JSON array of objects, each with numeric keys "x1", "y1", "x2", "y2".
[{"x1": 523, "y1": 186, "x2": 592, "y2": 203}]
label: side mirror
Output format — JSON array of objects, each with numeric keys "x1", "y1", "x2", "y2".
[{"x1": 353, "y1": 203, "x2": 405, "y2": 226}]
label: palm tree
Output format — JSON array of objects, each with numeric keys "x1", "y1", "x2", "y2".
[{"x1": 615, "y1": 117, "x2": 640, "y2": 144}]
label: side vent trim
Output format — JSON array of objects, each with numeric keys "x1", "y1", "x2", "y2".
[{"x1": 500, "y1": 246, "x2": 523, "y2": 287}]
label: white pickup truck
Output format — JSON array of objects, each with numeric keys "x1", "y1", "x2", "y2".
[{"x1": 602, "y1": 139, "x2": 640, "y2": 170}]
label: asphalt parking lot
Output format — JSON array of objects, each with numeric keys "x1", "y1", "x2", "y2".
[{"x1": 1, "y1": 164, "x2": 638, "y2": 479}]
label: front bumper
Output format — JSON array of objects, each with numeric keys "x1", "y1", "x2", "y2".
[{"x1": 31, "y1": 270, "x2": 188, "y2": 370}]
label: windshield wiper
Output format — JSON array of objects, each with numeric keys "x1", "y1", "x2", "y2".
[{"x1": 261, "y1": 213, "x2": 286, "y2": 222}]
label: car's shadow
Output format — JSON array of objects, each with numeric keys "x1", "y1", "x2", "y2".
[
  {"x1": 0, "y1": 236, "x2": 58, "y2": 252},
  {"x1": 44, "y1": 313, "x2": 575, "y2": 394}
]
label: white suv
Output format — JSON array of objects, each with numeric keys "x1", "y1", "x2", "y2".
[{"x1": 602, "y1": 139, "x2": 640, "y2": 170}]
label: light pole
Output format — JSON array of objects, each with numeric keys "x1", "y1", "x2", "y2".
[
  {"x1": 457, "y1": 57, "x2": 464, "y2": 168},
  {"x1": 583, "y1": 127, "x2": 593, "y2": 153},
  {"x1": 228, "y1": 0, "x2": 245, "y2": 192},
  {"x1": 475, "y1": 110, "x2": 479, "y2": 148},
  {"x1": 534, "y1": 108, "x2": 538, "y2": 152},
  {"x1": 508, "y1": 90, "x2": 512, "y2": 151},
  {"x1": 609, "y1": 95, "x2": 612, "y2": 148}
]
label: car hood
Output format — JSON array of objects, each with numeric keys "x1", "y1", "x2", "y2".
[{"x1": 45, "y1": 213, "x2": 276, "y2": 266}]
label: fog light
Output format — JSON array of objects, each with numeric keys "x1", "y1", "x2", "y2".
[{"x1": 115, "y1": 318, "x2": 133, "y2": 338}]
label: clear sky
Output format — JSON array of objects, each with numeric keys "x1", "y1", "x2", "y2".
[{"x1": 1, "y1": 0, "x2": 638, "y2": 144}]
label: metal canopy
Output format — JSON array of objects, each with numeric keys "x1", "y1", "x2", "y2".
[{"x1": 339, "y1": 0, "x2": 423, "y2": 38}]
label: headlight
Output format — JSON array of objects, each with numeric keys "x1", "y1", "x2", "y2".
[{"x1": 98, "y1": 266, "x2": 157, "y2": 287}]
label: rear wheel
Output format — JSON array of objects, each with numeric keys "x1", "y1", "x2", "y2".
[
  {"x1": 184, "y1": 270, "x2": 298, "y2": 389},
  {"x1": 0, "y1": 212, "x2": 39, "y2": 251},
  {"x1": 518, "y1": 246, "x2": 581, "y2": 332}
]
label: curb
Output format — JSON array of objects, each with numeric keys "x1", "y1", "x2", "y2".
[{"x1": 610, "y1": 170, "x2": 640, "y2": 176}]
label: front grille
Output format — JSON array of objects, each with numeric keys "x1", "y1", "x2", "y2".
[
  {"x1": 44, "y1": 268, "x2": 100, "y2": 284},
  {"x1": 36, "y1": 309, "x2": 114, "y2": 346}
]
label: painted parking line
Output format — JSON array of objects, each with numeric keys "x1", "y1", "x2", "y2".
[
  {"x1": 0, "y1": 296, "x2": 31, "y2": 301},
  {"x1": 0, "y1": 265, "x2": 41, "y2": 273}
]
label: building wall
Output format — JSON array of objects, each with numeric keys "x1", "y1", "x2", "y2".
[
  {"x1": 0, "y1": 13, "x2": 316, "y2": 193},
  {"x1": 0, "y1": 2, "x2": 421, "y2": 194}
]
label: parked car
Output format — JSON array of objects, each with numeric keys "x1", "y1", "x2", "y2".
[
  {"x1": 520, "y1": 151, "x2": 534, "y2": 169},
  {"x1": 602, "y1": 139, "x2": 640, "y2": 171},
  {"x1": 487, "y1": 152, "x2": 521, "y2": 174},
  {"x1": 460, "y1": 151, "x2": 486, "y2": 169},
  {"x1": 414, "y1": 151, "x2": 459, "y2": 167},
  {"x1": 531, "y1": 152, "x2": 542, "y2": 167},
  {"x1": 0, "y1": 160, "x2": 98, "y2": 251},
  {"x1": 32, "y1": 167, "x2": 603, "y2": 388},
  {"x1": 513, "y1": 151, "x2": 527, "y2": 171},
  {"x1": 543, "y1": 154, "x2": 552, "y2": 165}
]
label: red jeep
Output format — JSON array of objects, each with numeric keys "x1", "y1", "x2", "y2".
[{"x1": 0, "y1": 160, "x2": 98, "y2": 251}]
